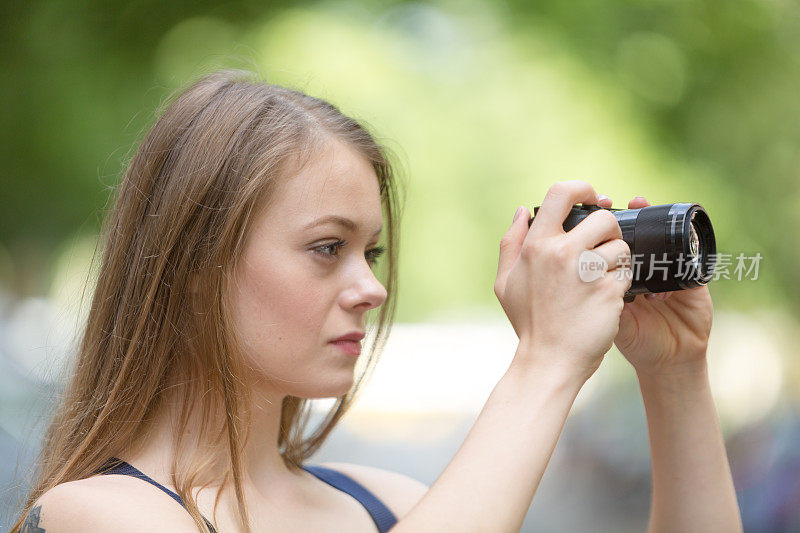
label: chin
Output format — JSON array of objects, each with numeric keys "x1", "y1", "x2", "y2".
[
  {"x1": 309, "y1": 379, "x2": 355, "y2": 399},
  {"x1": 288, "y1": 373, "x2": 355, "y2": 399}
]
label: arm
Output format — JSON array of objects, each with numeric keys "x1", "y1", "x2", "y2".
[
  {"x1": 392, "y1": 343, "x2": 586, "y2": 533},
  {"x1": 637, "y1": 360, "x2": 743, "y2": 533},
  {"x1": 606, "y1": 193, "x2": 742, "y2": 531},
  {"x1": 387, "y1": 181, "x2": 629, "y2": 532},
  {"x1": 398, "y1": 181, "x2": 631, "y2": 532}
]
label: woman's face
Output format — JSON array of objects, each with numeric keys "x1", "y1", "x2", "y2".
[{"x1": 230, "y1": 139, "x2": 388, "y2": 399}]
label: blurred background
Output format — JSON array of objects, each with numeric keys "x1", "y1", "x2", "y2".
[{"x1": 2, "y1": 0, "x2": 799, "y2": 530}]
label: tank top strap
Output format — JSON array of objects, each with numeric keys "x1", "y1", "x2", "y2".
[
  {"x1": 97, "y1": 458, "x2": 218, "y2": 532},
  {"x1": 302, "y1": 464, "x2": 398, "y2": 533}
]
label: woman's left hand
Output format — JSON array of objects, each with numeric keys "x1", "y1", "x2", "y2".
[{"x1": 596, "y1": 194, "x2": 714, "y2": 376}]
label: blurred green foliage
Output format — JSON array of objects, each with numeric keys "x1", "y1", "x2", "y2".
[{"x1": 1, "y1": 0, "x2": 798, "y2": 322}]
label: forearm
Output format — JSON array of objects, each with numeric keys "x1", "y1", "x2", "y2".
[
  {"x1": 393, "y1": 345, "x2": 586, "y2": 533},
  {"x1": 637, "y1": 360, "x2": 743, "y2": 533}
]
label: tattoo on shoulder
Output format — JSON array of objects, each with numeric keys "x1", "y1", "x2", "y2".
[{"x1": 21, "y1": 504, "x2": 45, "y2": 532}]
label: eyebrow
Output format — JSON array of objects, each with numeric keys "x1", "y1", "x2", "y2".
[{"x1": 303, "y1": 215, "x2": 383, "y2": 236}]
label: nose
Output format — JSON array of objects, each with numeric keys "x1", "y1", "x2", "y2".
[{"x1": 339, "y1": 263, "x2": 388, "y2": 313}]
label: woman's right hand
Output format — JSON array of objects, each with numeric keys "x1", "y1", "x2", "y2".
[{"x1": 494, "y1": 180, "x2": 633, "y2": 382}]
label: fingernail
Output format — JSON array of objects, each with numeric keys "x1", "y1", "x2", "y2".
[
  {"x1": 598, "y1": 194, "x2": 609, "y2": 201},
  {"x1": 513, "y1": 206, "x2": 523, "y2": 223}
]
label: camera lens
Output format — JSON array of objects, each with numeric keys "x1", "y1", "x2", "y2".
[
  {"x1": 680, "y1": 205, "x2": 715, "y2": 287},
  {"x1": 690, "y1": 223, "x2": 700, "y2": 257},
  {"x1": 615, "y1": 203, "x2": 716, "y2": 296},
  {"x1": 530, "y1": 202, "x2": 717, "y2": 300}
]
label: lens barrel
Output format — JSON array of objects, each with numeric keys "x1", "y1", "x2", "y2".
[{"x1": 529, "y1": 203, "x2": 716, "y2": 302}]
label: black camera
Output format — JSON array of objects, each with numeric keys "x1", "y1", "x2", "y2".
[{"x1": 529, "y1": 203, "x2": 717, "y2": 302}]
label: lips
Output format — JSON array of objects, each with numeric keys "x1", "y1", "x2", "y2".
[
  {"x1": 329, "y1": 331, "x2": 365, "y2": 356},
  {"x1": 329, "y1": 331, "x2": 365, "y2": 343}
]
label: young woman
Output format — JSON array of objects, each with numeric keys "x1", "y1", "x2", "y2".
[{"x1": 13, "y1": 69, "x2": 742, "y2": 532}]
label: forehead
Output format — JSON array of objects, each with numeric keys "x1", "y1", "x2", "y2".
[{"x1": 262, "y1": 140, "x2": 383, "y2": 230}]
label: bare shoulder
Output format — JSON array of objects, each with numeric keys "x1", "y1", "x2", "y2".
[
  {"x1": 318, "y1": 461, "x2": 429, "y2": 518},
  {"x1": 23, "y1": 474, "x2": 197, "y2": 532}
]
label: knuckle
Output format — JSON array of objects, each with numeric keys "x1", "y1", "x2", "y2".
[
  {"x1": 520, "y1": 242, "x2": 538, "y2": 261},
  {"x1": 605, "y1": 221, "x2": 623, "y2": 241},
  {"x1": 617, "y1": 239, "x2": 631, "y2": 258},
  {"x1": 548, "y1": 180, "x2": 593, "y2": 199},
  {"x1": 493, "y1": 281, "x2": 503, "y2": 298},
  {"x1": 598, "y1": 209, "x2": 619, "y2": 226},
  {"x1": 523, "y1": 236, "x2": 548, "y2": 257},
  {"x1": 588, "y1": 209, "x2": 614, "y2": 230},
  {"x1": 550, "y1": 240, "x2": 572, "y2": 263}
]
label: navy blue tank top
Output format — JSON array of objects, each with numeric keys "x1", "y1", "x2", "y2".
[{"x1": 97, "y1": 458, "x2": 398, "y2": 532}]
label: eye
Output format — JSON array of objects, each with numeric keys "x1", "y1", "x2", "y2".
[
  {"x1": 366, "y1": 245, "x2": 386, "y2": 266},
  {"x1": 314, "y1": 240, "x2": 385, "y2": 267}
]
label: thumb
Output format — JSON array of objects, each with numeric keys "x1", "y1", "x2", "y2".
[{"x1": 496, "y1": 206, "x2": 531, "y2": 292}]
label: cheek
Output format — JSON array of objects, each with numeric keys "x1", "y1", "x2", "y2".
[{"x1": 232, "y1": 253, "x2": 329, "y2": 375}]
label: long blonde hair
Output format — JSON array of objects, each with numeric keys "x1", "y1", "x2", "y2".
[{"x1": 12, "y1": 69, "x2": 403, "y2": 532}]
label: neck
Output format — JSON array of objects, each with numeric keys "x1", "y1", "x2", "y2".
[{"x1": 123, "y1": 384, "x2": 300, "y2": 493}]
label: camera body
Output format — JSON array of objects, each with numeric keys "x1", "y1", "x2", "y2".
[{"x1": 529, "y1": 203, "x2": 717, "y2": 302}]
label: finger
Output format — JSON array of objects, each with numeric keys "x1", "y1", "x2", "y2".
[
  {"x1": 528, "y1": 181, "x2": 600, "y2": 239},
  {"x1": 496, "y1": 205, "x2": 532, "y2": 295},
  {"x1": 628, "y1": 195, "x2": 650, "y2": 209},
  {"x1": 605, "y1": 265, "x2": 633, "y2": 295},
  {"x1": 591, "y1": 238, "x2": 630, "y2": 270},
  {"x1": 566, "y1": 208, "x2": 623, "y2": 250},
  {"x1": 597, "y1": 194, "x2": 613, "y2": 208},
  {"x1": 645, "y1": 291, "x2": 671, "y2": 301}
]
